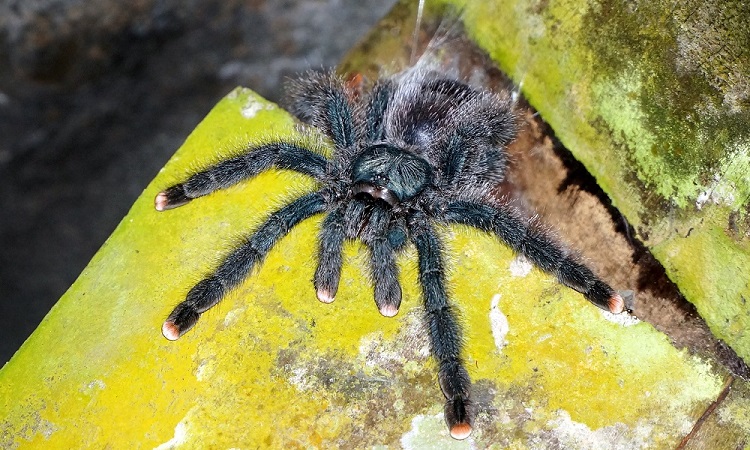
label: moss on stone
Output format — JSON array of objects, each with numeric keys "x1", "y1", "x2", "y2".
[{"x1": 435, "y1": 0, "x2": 750, "y2": 364}]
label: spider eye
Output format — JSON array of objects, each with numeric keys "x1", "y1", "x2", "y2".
[
  {"x1": 352, "y1": 144, "x2": 432, "y2": 204},
  {"x1": 352, "y1": 182, "x2": 399, "y2": 206}
]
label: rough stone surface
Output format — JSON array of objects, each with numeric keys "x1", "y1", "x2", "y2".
[
  {"x1": 0, "y1": 87, "x2": 734, "y2": 449},
  {"x1": 432, "y1": 0, "x2": 750, "y2": 366},
  {"x1": 3, "y1": 0, "x2": 749, "y2": 446}
]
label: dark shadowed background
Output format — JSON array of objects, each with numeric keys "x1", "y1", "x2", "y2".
[{"x1": 0, "y1": 0, "x2": 397, "y2": 364}]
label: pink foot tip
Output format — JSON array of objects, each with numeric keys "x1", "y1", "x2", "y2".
[
  {"x1": 154, "y1": 192, "x2": 169, "y2": 211},
  {"x1": 450, "y1": 423, "x2": 472, "y2": 440},
  {"x1": 316, "y1": 289, "x2": 335, "y2": 304},
  {"x1": 609, "y1": 293, "x2": 625, "y2": 314},
  {"x1": 379, "y1": 304, "x2": 399, "y2": 317},
  {"x1": 162, "y1": 321, "x2": 181, "y2": 341}
]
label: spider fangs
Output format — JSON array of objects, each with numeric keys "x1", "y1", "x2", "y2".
[{"x1": 156, "y1": 68, "x2": 627, "y2": 440}]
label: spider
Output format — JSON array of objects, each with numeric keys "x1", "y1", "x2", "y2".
[{"x1": 156, "y1": 67, "x2": 626, "y2": 440}]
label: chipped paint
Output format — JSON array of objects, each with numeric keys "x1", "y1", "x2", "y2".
[
  {"x1": 222, "y1": 307, "x2": 245, "y2": 328},
  {"x1": 544, "y1": 409, "x2": 656, "y2": 450},
  {"x1": 194, "y1": 357, "x2": 215, "y2": 382},
  {"x1": 82, "y1": 379, "x2": 106, "y2": 394},
  {"x1": 241, "y1": 96, "x2": 274, "y2": 119},
  {"x1": 508, "y1": 254, "x2": 532, "y2": 277},
  {"x1": 154, "y1": 416, "x2": 189, "y2": 450},
  {"x1": 489, "y1": 294, "x2": 510, "y2": 351},
  {"x1": 600, "y1": 310, "x2": 641, "y2": 327}
]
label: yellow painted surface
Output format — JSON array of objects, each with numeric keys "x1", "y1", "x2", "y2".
[{"x1": 0, "y1": 88, "x2": 731, "y2": 448}]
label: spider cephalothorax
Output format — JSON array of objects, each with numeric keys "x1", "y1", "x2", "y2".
[{"x1": 156, "y1": 67, "x2": 625, "y2": 439}]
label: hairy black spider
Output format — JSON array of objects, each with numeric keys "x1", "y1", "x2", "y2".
[{"x1": 156, "y1": 67, "x2": 626, "y2": 439}]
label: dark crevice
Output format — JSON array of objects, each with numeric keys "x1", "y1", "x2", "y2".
[{"x1": 676, "y1": 376, "x2": 735, "y2": 450}]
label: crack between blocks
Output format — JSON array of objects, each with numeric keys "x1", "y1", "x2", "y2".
[{"x1": 675, "y1": 376, "x2": 734, "y2": 450}]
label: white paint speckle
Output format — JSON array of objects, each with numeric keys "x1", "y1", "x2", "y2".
[
  {"x1": 195, "y1": 358, "x2": 215, "y2": 382},
  {"x1": 601, "y1": 310, "x2": 641, "y2": 327},
  {"x1": 154, "y1": 419, "x2": 188, "y2": 450},
  {"x1": 695, "y1": 180, "x2": 737, "y2": 210},
  {"x1": 288, "y1": 366, "x2": 312, "y2": 392},
  {"x1": 489, "y1": 294, "x2": 509, "y2": 351},
  {"x1": 223, "y1": 307, "x2": 245, "y2": 328},
  {"x1": 509, "y1": 254, "x2": 533, "y2": 277},
  {"x1": 88, "y1": 380, "x2": 106, "y2": 390},
  {"x1": 241, "y1": 97, "x2": 273, "y2": 119},
  {"x1": 694, "y1": 142, "x2": 748, "y2": 211},
  {"x1": 545, "y1": 409, "x2": 652, "y2": 450},
  {"x1": 695, "y1": 190, "x2": 711, "y2": 210},
  {"x1": 81, "y1": 379, "x2": 106, "y2": 396},
  {"x1": 536, "y1": 333, "x2": 553, "y2": 343}
]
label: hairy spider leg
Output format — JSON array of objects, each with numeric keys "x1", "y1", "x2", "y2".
[
  {"x1": 443, "y1": 201, "x2": 625, "y2": 313},
  {"x1": 287, "y1": 73, "x2": 356, "y2": 151},
  {"x1": 364, "y1": 80, "x2": 392, "y2": 142},
  {"x1": 410, "y1": 94, "x2": 514, "y2": 199},
  {"x1": 361, "y1": 204, "x2": 402, "y2": 317},
  {"x1": 422, "y1": 78, "x2": 480, "y2": 103},
  {"x1": 162, "y1": 192, "x2": 327, "y2": 340},
  {"x1": 336, "y1": 198, "x2": 405, "y2": 316},
  {"x1": 314, "y1": 205, "x2": 346, "y2": 304},
  {"x1": 155, "y1": 143, "x2": 327, "y2": 211},
  {"x1": 410, "y1": 215, "x2": 473, "y2": 440},
  {"x1": 442, "y1": 133, "x2": 469, "y2": 186},
  {"x1": 326, "y1": 90, "x2": 355, "y2": 150}
]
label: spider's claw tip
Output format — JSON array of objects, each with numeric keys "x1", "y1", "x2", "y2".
[
  {"x1": 379, "y1": 304, "x2": 399, "y2": 317},
  {"x1": 316, "y1": 289, "x2": 335, "y2": 304},
  {"x1": 162, "y1": 321, "x2": 181, "y2": 341},
  {"x1": 449, "y1": 422, "x2": 472, "y2": 440},
  {"x1": 617, "y1": 289, "x2": 636, "y2": 313},
  {"x1": 155, "y1": 187, "x2": 190, "y2": 211},
  {"x1": 154, "y1": 192, "x2": 169, "y2": 211},
  {"x1": 608, "y1": 292, "x2": 625, "y2": 314}
]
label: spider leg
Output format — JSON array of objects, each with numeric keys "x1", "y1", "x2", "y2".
[
  {"x1": 155, "y1": 143, "x2": 327, "y2": 211},
  {"x1": 368, "y1": 238, "x2": 402, "y2": 316},
  {"x1": 364, "y1": 79, "x2": 393, "y2": 142},
  {"x1": 286, "y1": 72, "x2": 355, "y2": 150},
  {"x1": 444, "y1": 201, "x2": 625, "y2": 313},
  {"x1": 410, "y1": 215, "x2": 473, "y2": 440},
  {"x1": 438, "y1": 105, "x2": 515, "y2": 188},
  {"x1": 314, "y1": 205, "x2": 345, "y2": 303},
  {"x1": 362, "y1": 204, "x2": 402, "y2": 317},
  {"x1": 162, "y1": 192, "x2": 326, "y2": 340},
  {"x1": 337, "y1": 197, "x2": 404, "y2": 316}
]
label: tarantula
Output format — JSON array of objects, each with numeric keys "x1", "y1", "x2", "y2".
[{"x1": 156, "y1": 67, "x2": 625, "y2": 439}]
